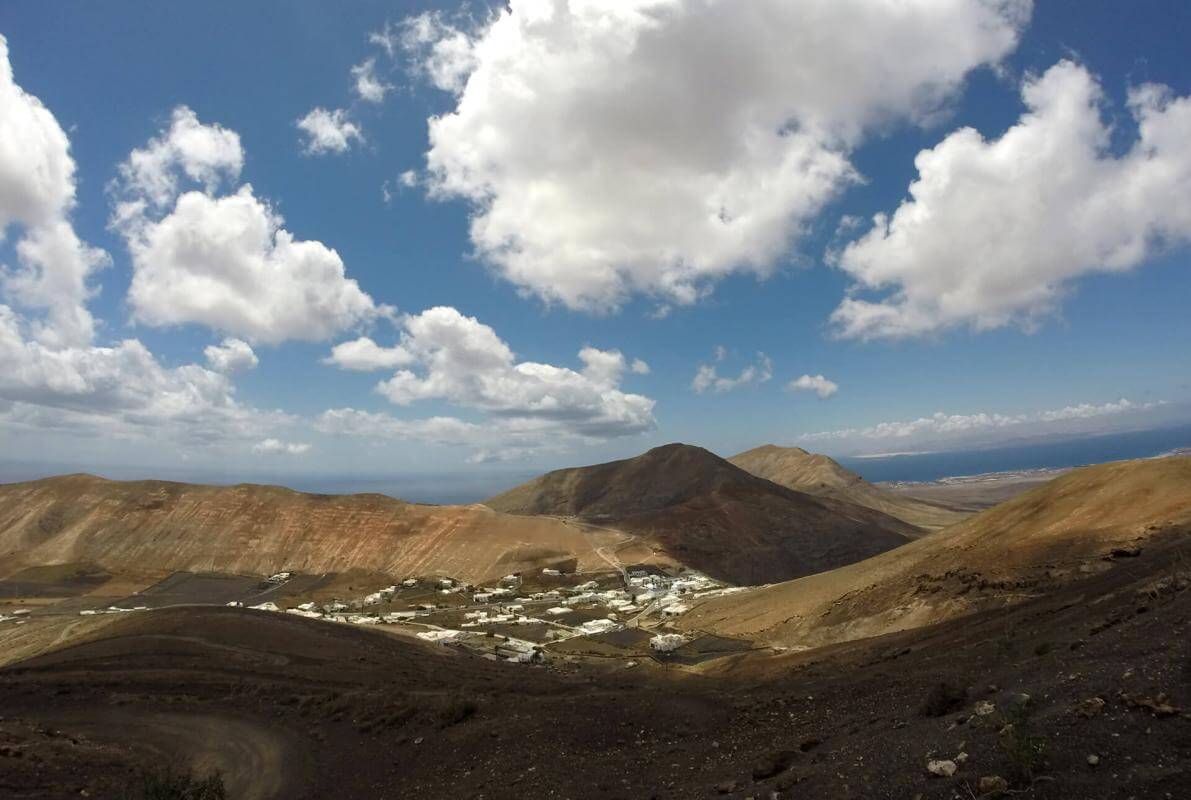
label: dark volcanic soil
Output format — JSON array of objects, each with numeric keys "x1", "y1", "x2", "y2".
[{"x1": 2, "y1": 534, "x2": 1190, "y2": 799}]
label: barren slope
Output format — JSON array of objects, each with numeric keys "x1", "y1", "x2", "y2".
[
  {"x1": 0, "y1": 474, "x2": 624, "y2": 584},
  {"x1": 729, "y1": 444, "x2": 970, "y2": 530},
  {"x1": 682, "y1": 456, "x2": 1191, "y2": 647},
  {"x1": 485, "y1": 443, "x2": 921, "y2": 584}
]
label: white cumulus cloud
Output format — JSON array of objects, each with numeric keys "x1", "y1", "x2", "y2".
[
  {"x1": 296, "y1": 107, "x2": 364, "y2": 155},
  {"x1": 204, "y1": 338, "x2": 258, "y2": 374},
  {"x1": 833, "y1": 60, "x2": 1191, "y2": 339},
  {"x1": 113, "y1": 108, "x2": 386, "y2": 345},
  {"x1": 404, "y1": 0, "x2": 1030, "y2": 312},
  {"x1": 322, "y1": 307, "x2": 656, "y2": 457},
  {"x1": 373, "y1": 307, "x2": 655, "y2": 438},
  {"x1": 692, "y1": 352, "x2": 772, "y2": 394},
  {"x1": 788, "y1": 374, "x2": 838, "y2": 399},
  {"x1": 0, "y1": 34, "x2": 108, "y2": 348},
  {"x1": 115, "y1": 105, "x2": 243, "y2": 210},
  {"x1": 324, "y1": 336, "x2": 414, "y2": 371},
  {"x1": 351, "y1": 58, "x2": 391, "y2": 103}
]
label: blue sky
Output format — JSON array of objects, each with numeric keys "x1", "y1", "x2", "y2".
[{"x1": 1, "y1": 1, "x2": 1189, "y2": 497}]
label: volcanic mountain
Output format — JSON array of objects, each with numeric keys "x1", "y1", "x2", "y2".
[
  {"x1": 483, "y1": 443, "x2": 922, "y2": 584},
  {"x1": 728, "y1": 444, "x2": 970, "y2": 530},
  {"x1": 681, "y1": 455, "x2": 1191, "y2": 648},
  {"x1": 0, "y1": 474, "x2": 628, "y2": 585}
]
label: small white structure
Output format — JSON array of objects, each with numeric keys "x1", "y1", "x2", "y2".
[
  {"x1": 287, "y1": 608, "x2": 322, "y2": 619},
  {"x1": 650, "y1": 634, "x2": 689, "y2": 653},
  {"x1": 249, "y1": 601, "x2": 281, "y2": 612},
  {"x1": 574, "y1": 580, "x2": 600, "y2": 592},
  {"x1": 542, "y1": 568, "x2": 561, "y2": 577},
  {"x1": 402, "y1": 578, "x2": 418, "y2": 587},
  {"x1": 579, "y1": 618, "x2": 620, "y2": 636},
  {"x1": 546, "y1": 606, "x2": 570, "y2": 616},
  {"x1": 473, "y1": 592, "x2": 493, "y2": 604},
  {"x1": 226, "y1": 601, "x2": 243, "y2": 608},
  {"x1": 417, "y1": 629, "x2": 464, "y2": 644},
  {"x1": 265, "y1": 572, "x2": 292, "y2": 583}
]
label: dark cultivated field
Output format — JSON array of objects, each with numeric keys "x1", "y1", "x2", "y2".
[{"x1": 2, "y1": 533, "x2": 1189, "y2": 799}]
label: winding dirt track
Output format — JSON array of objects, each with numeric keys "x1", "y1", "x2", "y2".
[{"x1": 28, "y1": 709, "x2": 300, "y2": 800}]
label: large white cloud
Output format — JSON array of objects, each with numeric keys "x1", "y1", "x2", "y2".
[
  {"x1": 0, "y1": 40, "x2": 291, "y2": 451},
  {"x1": 0, "y1": 305, "x2": 289, "y2": 445},
  {"x1": 833, "y1": 60, "x2": 1191, "y2": 339},
  {"x1": 0, "y1": 34, "x2": 108, "y2": 348},
  {"x1": 377, "y1": 307, "x2": 655, "y2": 437},
  {"x1": 116, "y1": 105, "x2": 243, "y2": 210},
  {"x1": 404, "y1": 0, "x2": 1030, "y2": 312},
  {"x1": 324, "y1": 307, "x2": 656, "y2": 451},
  {"x1": 114, "y1": 108, "x2": 386, "y2": 344}
]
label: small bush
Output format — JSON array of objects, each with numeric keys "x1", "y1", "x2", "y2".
[
  {"x1": 437, "y1": 694, "x2": 479, "y2": 727},
  {"x1": 999, "y1": 705, "x2": 1048, "y2": 786},
  {"x1": 125, "y1": 766, "x2": 226, "y2": 800},
  {"x1": 920, "y1": 681, "x2": 968, "y2": 717}
]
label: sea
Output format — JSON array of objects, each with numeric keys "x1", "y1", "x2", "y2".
[{"x1": 836, "y1": 423, "x2": 1191, "y2": 485}]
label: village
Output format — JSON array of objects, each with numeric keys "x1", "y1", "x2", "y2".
[{"x1": 229, "y1": 565, "x2": 750, "y2": 665}]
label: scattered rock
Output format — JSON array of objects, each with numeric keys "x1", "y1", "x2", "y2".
[
  {"x1": 926, "y1": 759, "x2": 958, "y2": 778},
  {"x1": 974, "y1": 700, "x2": 996, "y2": 716},
  {"x1": 1077, "y1": 697, "x2": 1106, "y2": 718},
  {"x1": 1108, "y1": 546, "x2": 1142, "y2": 559},
  {"x1": 978, "y1": 775, "x2": 1009, "y2": 795},
  {"x1": 717, "y1": 779, "x2": 739, "y2": 794},
  {"x1": 1087, "y1": 754, "x2": 1100, "y2": 767},
  {"x1": 955, "y1": 751, "x2": 969, "y2": 764},
  {"x1": 1120, "y1": 691, "x2": 1182, "y2": 718}
]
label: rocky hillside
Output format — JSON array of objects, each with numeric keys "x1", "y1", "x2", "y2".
[
  {"x1": 682, "y1": 456, "x2": 1191, "y2": 647},
  {"x1": 485, "y1": 443, "x2": 922, "y2": 585},
  {"x1": 729, "y1": 444, "x2": 970, "y2": 530},
  {"x1": 0, "y1": 474, "x2": 624, "y2": 584}
]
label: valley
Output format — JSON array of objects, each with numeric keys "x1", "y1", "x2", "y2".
[{"x1": 1, "y1": 448, "x2": 1189, "y2": 799}]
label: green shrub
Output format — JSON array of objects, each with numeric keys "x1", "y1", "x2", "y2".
[{"x1": 998, "y1": 705, "x2": 1048, "y2": 786}]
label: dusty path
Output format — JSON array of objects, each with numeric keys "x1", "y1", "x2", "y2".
[{"x1": 31, "y1": 709, "x2": 302, "y2": 800}]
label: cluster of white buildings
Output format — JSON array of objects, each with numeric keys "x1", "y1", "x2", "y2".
[{"x1": 78, "y1": 605, "x2": 146, "y2": 616}]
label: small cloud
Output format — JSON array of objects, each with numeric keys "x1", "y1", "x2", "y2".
[
  {"x1": 351, "y1": 58, "x2": 392, "y2": 103},
  {"x1": 787, "y1": 373, "x2": 839, "y2": 399},
  {"x1": 252, "y1": 438, "x2": 311, "y2": 456},
  {"x1": 203, "y1": 338, "x2": 258, "y2": 374},
  {"x1": 692, "y1": 351, "x2": 771, "y2": 394},
  {"x1": 630, "y1": 358, "x2": 650, "y2": 375},
  {"x1": 296, "y1": 108, "x2": 363, "y2": 155}
]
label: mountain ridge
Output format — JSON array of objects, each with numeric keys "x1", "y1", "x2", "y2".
[
  {"x1": 728, "y1": 443, "x2": 971, "y2": 529},
  {"x1": 484, "y1": 442, "x2": 922, "y2": 584}
]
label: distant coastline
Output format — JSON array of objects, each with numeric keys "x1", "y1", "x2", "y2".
[{"x1": 841, "y1": 423, "x2": 1191, "y2": 486}]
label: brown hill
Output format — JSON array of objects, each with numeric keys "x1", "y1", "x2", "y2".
[
  {"x1": 0, "y1": 473, "x2": 628, "y2": 585},
  {"x1": 728, "y1": 444, "x2": 970, "y2": 530},
  {"x1": 484, "y1": 443, "x2": 921, "y2": 585},
  {"x1": 681, "y1": 456, "x2": 1191, "y2": 648}
]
